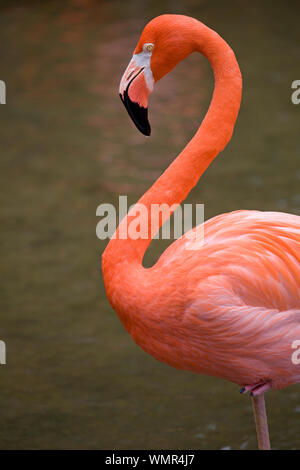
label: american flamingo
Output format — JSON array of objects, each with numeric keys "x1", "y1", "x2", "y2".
[{"x1": 102, "y1": 14, "x2": 300, "y2": 449}]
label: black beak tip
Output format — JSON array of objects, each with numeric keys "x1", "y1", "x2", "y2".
[
  {"x1": 142, "y1": 125, "x2": 151, "y2": 137},
  {"x1": 119, "y1": 92, "x2": 151, "y2": 137}
]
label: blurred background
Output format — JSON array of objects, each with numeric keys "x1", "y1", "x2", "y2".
[{"x1": 0, "y1": 0, "x2": 299, "y2": 450}]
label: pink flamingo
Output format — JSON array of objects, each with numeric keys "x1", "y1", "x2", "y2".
[{"x1": 102, "y1": 14, "x2": 300, "y2": 449}]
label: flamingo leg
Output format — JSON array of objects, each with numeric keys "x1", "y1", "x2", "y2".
[
  {"x1": 251, "y1": 394, "x2": 271, "y2": 450},
  {"x1": 240, "y1": 383, "x2": 271, "y2": 449}
]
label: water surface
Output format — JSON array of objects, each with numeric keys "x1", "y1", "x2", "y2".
[{"x1": 0, "y1": 0, "x2": 299, "y2": 449}]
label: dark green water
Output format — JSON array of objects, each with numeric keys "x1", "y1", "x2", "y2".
[{"x1": 0, "y1": 0, "x2": 299, "y2": 449}]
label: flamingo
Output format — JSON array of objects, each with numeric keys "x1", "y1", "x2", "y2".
[{"x1": 102, "y1": 14, "x2": 300, "y2": 449}]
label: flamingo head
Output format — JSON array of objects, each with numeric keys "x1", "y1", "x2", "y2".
[{"x1": 119, "y1": 15, "x2": 196, "y2": 136}]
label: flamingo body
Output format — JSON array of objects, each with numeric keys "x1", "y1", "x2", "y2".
[{"x1": 127, "y1": 210, "x2": 300, "y2": 390}]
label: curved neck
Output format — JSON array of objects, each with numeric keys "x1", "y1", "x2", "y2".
[{"x1": 102, "y1": 21, "x2": 242, "y2": 276}]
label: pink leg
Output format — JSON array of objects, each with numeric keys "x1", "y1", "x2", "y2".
[
  {"x1": 251, "y1": 394, "x2": 271, "y2": 450},
  {"x1": 240, "y1": 383, "x2": 272, "y2": 449}
]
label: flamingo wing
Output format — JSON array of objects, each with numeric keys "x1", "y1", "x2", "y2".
[
  {"x1": 154, "y1": 210, "x2": 300, "y2": 388},
  {"x1": 158, "y1": 210, "x2": 300, "y2": 311}
]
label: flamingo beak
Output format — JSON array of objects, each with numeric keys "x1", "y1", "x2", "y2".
[{"x1": 119, "y1": 58, "x2": 153, "y2": 136}]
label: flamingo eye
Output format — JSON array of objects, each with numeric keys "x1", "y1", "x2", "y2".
[{"x1": 143, "y1": 43, "x2": 154, "y2": 53}]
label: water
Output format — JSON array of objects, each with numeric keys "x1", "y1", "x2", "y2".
[{"x1": 0, "y1": 0, "x2": 299, "y2": 449}]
